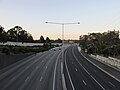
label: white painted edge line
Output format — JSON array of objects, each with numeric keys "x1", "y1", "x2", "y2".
[
  {"x1": 61, "y1": 46, "x2": 71, "y2": 90},
  {"x1": 53, "y1": 52, "x2": 61, "y2": 90},
  {"x1": 77, "y1": 47, "x2": 120, "y2": 82},
  {"x1": 72, "y1": 47, "x2": 105, "y2": 90},
  {"x1": 90, "y1": 75, "x2": 105, "y2": 90},
  {"x1": 90, "y1": 55, "x2": 120, "y2": 72},
  {"x1": 65, "y1": 50, "x2": 76, "y2": 90},
  {"x1": 82, "y1": 80, "x2": 87, "y2": 86},
  {"x1": 108, "y1": 82, "x2": 115, "y2": 87}
]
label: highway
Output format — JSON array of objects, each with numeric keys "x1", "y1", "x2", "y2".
[
  {"x1": 0, "y1": 45, "x2": 120, "y2": 90},
  {"x1": 63, "y1": 45, "x2": 120, "y2": 90},
  {"x1": 0, "y1": 47, "x2": 62, "y2": 90}
]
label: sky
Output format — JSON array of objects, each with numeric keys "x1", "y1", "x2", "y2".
[{"x1": 1, "y1": 0, "x2": 120, "y2": 40}]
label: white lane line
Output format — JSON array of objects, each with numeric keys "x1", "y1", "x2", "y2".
[
  {"x1": 65, "y1": 51, "x2": 76, "y2": 90},
  {"x1": 45, "y1": 66, "x2": 48, "y2": 69},
  {"x1": 78, "y1": 47, "x2": 120, "y2": 83},
  {"x1": 108, "y1": 82, "x2": 115, "y2": 87},
  {"x1": 25, "y1": 76, "x2": 30, "y2": 82},
  {"x1": 39, "y1": 76, "x2": 43, "y2": 82},
  {"x1": 53, "y1": 52, "x2": 61, "y2": 90},
  {"x1": 4, "y1": 52, "x2": 52, "y2": 90},
  {"x1": 0, "y1": 54, "x2": 37, "y2": 81},
  {"x1": 42, "y1": 60, "x2": 44, "y2": 63},
  {"x1": 90, "y1": 75, "x2": 105, "y2": 90},
  {"x1": 39, "y1": 65, "x2": 48, "y2": 82},
  {"x1": 72, "y1": 47, "x2": 106, "y2": 90},
  {"x1": 10, "y1": 76, "x2": 16, "y2": 82},
  {"x1": 72, "y1": 48, "x2": 90, "y2": 76},
  {"x1": 82, "y1": 80, "x2": 87, "y2": 86},
  {"x1": 75, "y1": 68, "x2": 78, "y2": 72},
  {"x1": 38, "y1": 52, "x2": 57, "y2": 83}
]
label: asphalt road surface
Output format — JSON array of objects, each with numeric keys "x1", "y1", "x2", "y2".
[
  {"x1": 63, "y1": 45, "x2": 120, "y2": 90},
  {"x1": 0, "y1": 45, "x2": 120, "y2": 90},
  {"x1": 0, "y1": 47, "x2": 62, "y2": 90}
]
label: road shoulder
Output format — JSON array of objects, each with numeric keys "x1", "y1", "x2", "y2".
[{"x1": 83, "y1": 53, "x2": 120, "y2": 81}]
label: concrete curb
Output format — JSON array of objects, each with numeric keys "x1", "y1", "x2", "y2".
[{"x1": 61, "y1": 61, "x2": 67, "y2": 90}]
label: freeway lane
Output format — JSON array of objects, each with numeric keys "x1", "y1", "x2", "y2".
[
  {"x1": 64, "y1": 45, "x2": 120, "y2": 90},
  {"x1": 0, "y1": 47, "x2": 62, "y2": 90}
]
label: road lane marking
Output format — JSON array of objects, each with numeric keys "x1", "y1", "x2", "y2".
[
  {"x1": 108, "y1": 82, "x2": 115, "y2": 87},
  {"x1": 91, "y1": 75, "x2": 105, "y2": 90},
  {"x1": 25, "y1": 76, "x2": 30, "y2": 82},
  {"x1": 0, "y1": 54, "x2": 38, "y2": 81},
  {"x1": 78, "y1": 47, "x2": 120, "y2": 83},
  {"x1": 53, "y1": 52, "x2": 61, "y2": 90},
  {"x1": 2, "y1": 51, "x2": 54, "y2": 90},
  {"x1": 75, "y1": 68, "x2": 78, "y2": 72},
  {"x1": 65, "y1": 50, "x2": 76, "y2": 90},
  {"x1": 82, "y1": 80, "x2": 87, "y2": 85},
  {"x1": 39, "y1": 76, "x2": 43, "y2": 82},
  {"x1": 42, "y1": 60, "x2": 44, "y2": 63},
  {"x1": 10, "y1": 76, "x2": 16, "y2": 82},
  {"x1": 72, "y1": 47, "x2": 106, "y2": 90},
  {"x1": 46, "y1": 66, "x2": 48, "y2": 69}
]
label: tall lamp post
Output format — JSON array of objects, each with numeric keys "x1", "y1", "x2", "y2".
[{"x1": 45, "y1": 22, "x2": 80, "y2": 61}]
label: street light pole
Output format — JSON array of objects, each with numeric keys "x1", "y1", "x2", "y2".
[
  {"x1": 62, "y1": 24, "x2": 64, "y2": 61},
  {"x1": 45, "y1": 22, "x2": 80, "y2": 61}
]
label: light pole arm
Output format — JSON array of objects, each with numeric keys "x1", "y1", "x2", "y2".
[{"x1": 45, "y1": 22, "x2": 80, "y2": 25}]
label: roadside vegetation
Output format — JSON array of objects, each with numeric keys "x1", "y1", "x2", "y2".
[
  {"x1": 0, "y1": 25, "x2": 62, "y2": 44},
  {"x1": 0, "y1": 25, "x2": 62, "y2": 70},
  {"x1": 0, "y1": 25, "x2": 62, "y2": 55},
  {"x1": 79, "y1": 30, "x2": 120, "y2": 57}
]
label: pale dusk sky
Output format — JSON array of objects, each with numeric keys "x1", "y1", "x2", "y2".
[{"x1": 1, "y1": 0, "x2": 120, "y2": 40}]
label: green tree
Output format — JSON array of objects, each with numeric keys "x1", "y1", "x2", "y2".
[
  {"x1": 39, "y1": 35, "x2": 45, "y2": 43},
  {"x1": 79, "y1": 30, "x2": 120, "y2": 56},
  {"x1": 18, "y1": 30, "x2": 28, "y2": 43},
  {"x1": 54, "y1": 38, "x2": 62, "y2": 43},
  {"x1": 14, "y1": 26, "x2": 23, "y2": 42},
  {"x1": 46, "y1": 37, "x2": 50, "y2": 43},
  {"x1": 7, "y1": 26, "x2": 33, "y2": 43},
  {"x1": 27, "y1": 34, "x2": 34, "y2": 43},
  {"x1": 0, "y1": 25, "x2": 7, "y2": 43},
  {"x1": 7, "y1": 26, "x2": 22, "y2": 42}
]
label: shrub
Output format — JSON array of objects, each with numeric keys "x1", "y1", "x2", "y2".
[{"x1": 2, "y1": 46, "x2": 10, "y2": 55}]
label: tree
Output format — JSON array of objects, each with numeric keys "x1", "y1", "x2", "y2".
[
  {"x1": 0, "y1": 25, "x2": 7, "y2": 43},
  {"x1": 54, "y1": 38, "x2": 62, "y2": 43},
  {"x1": 39, "y1": 35, "x2": 45, "y2": 43},
  {"x1": 46, "y1": 37, "x2": 50, "y2": 43},
  {"x1": 27, "y1": 34, "x2": 34, "y2": 43},
  {"x1": 79, "y1": 30, "x2": 120, "y2": 56},
  {"x1": 18, "y1": 30, "x2": 28, "y2": 43},
  {"x1": 14, "y1": 26, "x2": 23, "y2": 42},
  {"x1": 7, "y1": 26, "x2": 33, "y2": 43},
  {"x1": 7, "y1": 26, "x2": 22, "y2": 42}
]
